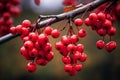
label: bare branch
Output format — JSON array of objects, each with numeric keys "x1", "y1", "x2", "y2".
[{"x1": 0, "y1": 0, "x2": 109, "y2": 44}]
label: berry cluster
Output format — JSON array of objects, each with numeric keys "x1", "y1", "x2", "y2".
[
  {"x1": 84, "y1": 12, "x2": 117, "y2": 52},
  {"x1": 55, "y1": 35, "x2": 87, "y2": 76},
  {"x1": 10, "y1": 20, "x2": 60, "y2": 72},
  {"x1": 0, "y1": 0, "x2": 21, "y2": 36}
]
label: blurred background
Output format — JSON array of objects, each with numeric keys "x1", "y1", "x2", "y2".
[{"x1": 0, "y1": 0, "x2": 120, "y2": 80}]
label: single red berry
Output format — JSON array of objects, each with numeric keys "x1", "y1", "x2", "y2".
[
  {"x1": 70, "y1": 34, "x2": 79, "y2": 44},
  {"x1": 61, "y1": 35, "x2": 70, "y2": 45},
  {"x1": 62, "y1": 56, "x2": 71, "y2": 64},
  {"x1": 96, "y1": 40, "x2": 105, "y2": 49},
  {"x1": 80, "y1": 53, "x2": 87, "y2": 62},
  {"x1": 69, "y1": 68, "x2": 77, "y2": 76},
  {"x1": 73, "y1": 51, "x2": 81, "y2": 61},
  {"x1": 78, "y1": 29, "x2": 87, "y2": 38},
  {"x1": 38, "y1": 33, "x2": 48, "y2": 44},
  {"x1": 28, "y1": 32, "x2": 38, "y2": 42},
  {"x1": 67, "y1": 44, "x2": 75, "y2": 52},
  {"x1": 44, "y1": 42, "x2": 52, "y2": 52},
  {"x1": 44, "y1": 26, "x2": 53, "y2": 35},
  {"x1": 102, "y1": 19, "x2": 112, "y2": 30},
  {"x1": 22, "y1": 36, "x2": 30, "y2": 42},
  {"x1": 51, "y1": 29, "x2": 60, "y2": 38},
  {"x1": 107, "y1": 27, "x2": 116, "y2": 36},
  {"x1": 89, "y1": 13, "x2": 98, "y2": 22},
  {"x1": 45, "y1": 51, "x2": 54, "y2": 61},
  {"x1": 26, "y1": 62, "x2": 36, "y2": 72},
  {"x1": 21, "y1": 27, "x2": 29, "y2": 36},
  {"x1": 29, "y1": 48, "x2": 38, "y2": 57},
  {"x1": 16, "y1": 25, "x2": 22, "y2": 34},
  {"x1": 74, "y1": 63, "x2": 82, "y2": 71},
  {"x1": 59, "y1": 48, "x2": 69, "y2": 57},
  {"x1": 22, "y1": 19, "x2": 31, "y2": 27},
  {"x1": 96, "y1": 28, "x2": 107, "y2": 36},
  {"x1": 24, "y1": 40, "x2": 34, "y2": 50},
  {"x1": 64, "y1": 64, "x2": 73, "y2": 72},
  {"x1": 97, "y1": 12, "x2": 106, "y2": 22},
  {"x1": 74, "y1": 18, "x2": 83, "y2": 26},
  {"x1": 10, "y1": 27, "x2": 16, "y2": 34},
  {"x1": 55, "y1": 41, "x2": 65, "y2": 51},
  {"x1": 84, "y1": 18, "x2": 91, "y2": 26},
  {"x1": 75, "y1": 44, "x2": 84, "y2": 53},
  {"x1": 105, "y1": 41, "x2": 117, "y2": 52}
]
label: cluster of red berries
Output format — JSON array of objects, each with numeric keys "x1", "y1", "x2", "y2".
[
  {"x1": 0, "y1": 0, "x2": 21, "y2": 36},
  {"x1": 10, "y1": 20, "x2": 61, "y2": 72},
  {"x1": 84, "y1": 12, "x2": 117, "y2": 52},
  {"x1": 55, "y1": 34, "x2": 87, "y2": 76}
]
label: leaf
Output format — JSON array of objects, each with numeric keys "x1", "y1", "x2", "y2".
[{"x1": 34, "y1": 0, "x2": 40, "y2": 6}]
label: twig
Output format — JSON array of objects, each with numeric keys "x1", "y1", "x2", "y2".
[{"x1": 0, "y1": 0, "x2": 109, "y2": 44}]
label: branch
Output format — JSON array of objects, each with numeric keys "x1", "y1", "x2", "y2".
[{"x1": 0, "y1": 0, "x2": 109, "y2": 44}]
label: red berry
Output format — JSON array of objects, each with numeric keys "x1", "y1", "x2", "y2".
[
  {"x1": 102, "y1": 19, "x2": 112, "y2": 30},
  {"x1": 29, "y1": 48, "x2": 38, "y2": 57},
  {"x1": 61, "y1": 35, "x2": 70, "y2": 45},
  {"x1": 51, "y1": 29, "x2": 60, "y2": 38},
  {"x1": 38, "y1": 33, "x2": 48, "y2": 44},
  {"x1": 64, "y1": 64, "x2": 72, "y2": 72},
  {"x1": 84, "y1": 18, "x2": 91, "y2": 26},
  {"x1": 62, "y1": 56, "x2": 71, "y2": 64},
  {"x1": 16, "y1": 25, "x2": 22, "y2": 34},
  {"x1": 44, "y1": 26, "x2": 53, "y2": 35},
  {"x1": 89, "y1": 13, "x2": 98, "y2": 22},
  {"x1": 96, "y1": 28, "x2": 107, "y2": 36},
  {"x1": 22, "y1": 19, "x2": 31, "y2": 27},
  {"x1": 55, "y1": 41, "x2": 65, "y2": 51},
  {"x1": 74, "y1": 18, "x2": 83, "y2": 26},
  {"x1": 67, "y1": 44, "x2": 75, "y2": 52},
  {"x1": 105, "y1": 41, "x2": 117, "y2": 52},
  {"x1": 44, "y1": 42, "x2": 52, "y2": 52},
  {"x1": 74, "y1": 64, "x2": 82, "y2": 71},
  {"x1": 10, "y1": 27, "x2": 16, "y2": 34},
  {"x1": 96, "y1": 40, "x2": 105, "y2": 49},
  {"x1": 70, "y1": 34, "x2": 79, "y2": 44},
  {"x1": 97, "y1": 12, "x2": 106, "y2": 22},
  {"x1": 78, "y1": 29, "x2": 87, "y2": 38},
  {"x1": 24, "y1": 40, "x2": 34, "y2": 50},
  {"x1": 75, "y1": 44, "x2": 84, "y2": 53},
  {"x1": 107, "y1": 27, "x2": 116, "y2": 36},
  {"x1": 26, "y1": 62, "x2": 36, "y2": 72},
  {"x1": 73, "y1": 51, "x2": 81, "y2": 61},
  {"x1": 45, "y1": 51, "x2": 54, "y2": 61},
  {"x1": 29, "y1": 32, "x2": 38, "y2": 42},
  {"x1": 80, "y1": 53, "x2": 87, "y2": 62}
]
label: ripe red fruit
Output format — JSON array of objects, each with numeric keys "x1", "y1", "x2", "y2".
[
  {"x1": 105, "y1": 41, "x2": 117, "y2": 52},
  {"x1": 21, "y1": 27, "x2": 29, "y2": 36},
  {"x1": 97, "y1": 28, "x2": 107, "y2": 36},
  {"x1": 80, "y1": 53, "x2": 87, "y2": 62},
  {"x1": 73, "y1": 51, "x2": 81, "y2": 61},
  {"x1": 44, "y1": 42, "x2": 52, "y2": 52},
  {"x1": 78, "y1": 29, "x2": 87, "y2": 38},
  {"x1": 102, "y1": 19, "x2": 112, "y2": 30},
  {"x1": 89, "y1": 13, "x2": 98, "y2": 22},
  {"x1": 61, "y1": 35, "x2": 70, "y2": 45},
  {"x1": 26, "y1": 62, "x2": 36, "y2": 72},
  {"x1": 10, "y1": 27, "x2": 16, "y2": 34},
  {"x1": 34, "y1": 0, "x2": 40, "y2": 6},
  {"x1": 84, "y1": 18, "x2": 91, "y2": 26},
  {"x1": 28, "y1": 32, "x2": 38, "y2": 42},
  {"x1": 51, "y1": 29, "x2": 60, "y2": 38},
  {"x1": 107, "y1": 27, "x2": 116, "y2": 36},
  {"x1": 44, "y1": 26, "x2": 53, "y2": 35},
  {"x1": 45, "y1": 51, "x2": 54, "y2": 61},
  {"x1": 75, "y1": 44, "x2": 84, "y2": 53},
  {"x1": 55, "y1": 41, "x2": 64, "y2": 51},
  {"x1": 38, "y1": 33, "x2": 48, "y2": 44},
  {"x1": 29, "y1": 48, "x2": 38, "y2": 57},
  {"x1": 67, "y1": 44, "x2": 75, "y2": 52},
  {"x1": 70, "y1": 34, "x2": 79, "y2": 43},
  {"x1": 97, "y1": 12, "x2": 106, "y2": 22},
  {"x1": 22, "y1": 19, "x2": 31, "y2": 27},
  {"x1": 64, "y1": 64, "x2": 73, "y2": 72},
  {"x1": 74, "y1": 64, "x2": 82, "y2": 71},
  {"x1": 62, "y1": 56, "x2": 71, "y2": 64},
  {"x1": 69, "y1": 68, "x2": 77, "y2": 76},
  {"x1": 24, "y1": 40, "x2": 34, "y2": 50},
  {"x1": 74, "y1": 18, "x2": 83, "y2": 26},
  {"x1": 16, "y1": 25, "x2": 22, "y2": 34},
  {"x1": 96, "y1": 40, "x2": 105, "y2": 49}
]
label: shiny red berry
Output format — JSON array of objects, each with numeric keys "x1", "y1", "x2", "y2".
[
  {"x1": 51, "y1": 29, "x2": 60, "y2": 38},
  {"x1": 26, "y1": 62, "x2": 36, "y2": 72},
  {"x1": 78, "y1": 29, "x2": 87, "y2": 38},
  {"x1": 44, "y1": 26, "x2": 53, "y2": 35},
  {"x1": 22, "y1": 19, "x2": 31, "y2": 27},
  {"x1": 74, "y1": 18, "x2": 83, "y2": 26},
  {"x1": 105, "y1": 41, "x2": 117, "y2": 52},
  {"x1": 96, "y1": 40, "x2": 105, "y2": 49}
]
